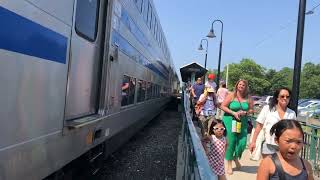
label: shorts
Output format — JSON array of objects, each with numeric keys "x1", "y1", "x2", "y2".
[{"x1": 261, "y1": 142, "x2": 279, "y2": 155}]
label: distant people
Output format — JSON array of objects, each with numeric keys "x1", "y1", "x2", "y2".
[
  {"x1": 257, "y1": 120, "x2": 313, "y2": 180},
  {"x1": 205, "y1": 73, "x2": 217, "y2": 90},
  {"x1": 249, "y1": 87, "x2": 296, "y2": 158},
  {"x1": 196, "y1": 87, "x2": 218, "y2": 136},
  {"x1": 202, "y1": 120, "x2": 227, "y2": 180},
  {"x1": 220, "y1": 79, "x2": 254, "y2": 175},
  {"x1": 191, "y1": 77, "x2": 205, "y2": 105},
  {"x1": 216, "y1": 81, "x2": 229, "y2": 120}
]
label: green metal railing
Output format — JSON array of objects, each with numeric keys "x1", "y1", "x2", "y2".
[
  {"x1": 176, "y1": 92, "x2": 217, "y2": 180},
  {"x1": 251, "y1": 113, "x2": 320, "y2": 176},
  {"x1": 300, "y1": 123, "x2": 320, "y2": 176},
  {"x1": 178, "y1": 92, "x2": 320, "y2": 178}
]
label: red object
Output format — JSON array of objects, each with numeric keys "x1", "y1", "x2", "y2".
[{"x1": 208, "y1": 74, "x2": 215, "y2": 79}]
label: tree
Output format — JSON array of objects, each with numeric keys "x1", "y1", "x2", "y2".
[
  {"x1": 300, "y1": 62, "x2": 320, "y2": 98},
  {"x1": 225, "y1": 58, "x2": 270, "y2": 95},
  {"x1": 269, "y1": 67, "x2": 293, "y2": 93}
]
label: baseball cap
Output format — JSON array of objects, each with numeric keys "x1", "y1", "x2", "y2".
[{"x1": 208, "y1": 74, "x2": 215, "y2": 79}]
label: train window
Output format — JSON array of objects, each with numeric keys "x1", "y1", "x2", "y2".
[
  {"x1": 146, "y1": 82, "x2": 152, "y2": 100},
  {"x1": 157, "y1": 85, "x2": 160, "y2": 98},
  {"x1": 121, "y1": 76, "x2": 136, "y2": 106},
  {"x1": 75, "y1": 0, "x2": 100, "y2": 42},
  {"x1": 151, "y1": 84, "x2": 156, "y2": 99},
  {"x1": 137, "y1": 80, "x2": 146, "y2": 102}
]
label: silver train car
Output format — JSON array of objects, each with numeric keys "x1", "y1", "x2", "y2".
[{"x1": 0, "y1": 0, "x2": 179, "y2": 179}]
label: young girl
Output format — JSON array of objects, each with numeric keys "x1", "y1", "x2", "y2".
[
  {"x1": 203, "y1": 120, "x2": 228, "y2": 180},
  {"x1": 257, "y1": 119, "x2": 314, "y2": 180}
]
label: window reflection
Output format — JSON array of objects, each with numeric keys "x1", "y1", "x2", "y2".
[
  {"x1": 137, "y1": 80, "x2": 146, "y2": 102},
  {"x1": 121, "y1": 75, "x2": 136, "y2": 106}
]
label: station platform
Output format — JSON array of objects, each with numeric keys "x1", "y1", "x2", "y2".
[{"x1": 226, "y1": 149, "x2": 259, "y2": 180}]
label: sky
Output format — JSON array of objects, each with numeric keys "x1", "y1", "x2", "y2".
[{"x1": 153, "y1": 0, "x2": 320, "y2": 77}]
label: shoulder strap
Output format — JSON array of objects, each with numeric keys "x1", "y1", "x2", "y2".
[
  {"x1": 271, "y1": 153, "x2": 286, "y2": 180},
  {"x1": 236, "y1": 96, "x2": 243, "y2": 110},
  {"x1": 300, "y1": 158, "x2": 306, "y2": 170}
]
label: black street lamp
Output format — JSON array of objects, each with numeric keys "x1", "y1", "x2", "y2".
[
  {"x1": 198, "y1": 38, "x2": 209, "y2": 69},
  {"x1": 292, "y1": 0, "x2": 306, "y2": 113},
  {"x1": 207, "y1": 20, "x2": 224, "y2": 91}
]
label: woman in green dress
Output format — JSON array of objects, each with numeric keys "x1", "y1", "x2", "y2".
[{"x1": 220, "y1": 79, "x2": 254, "y2": 175}]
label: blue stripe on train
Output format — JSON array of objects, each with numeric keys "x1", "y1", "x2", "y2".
[{"x1": 0, "y1": 6, "x2": 67, "y2": 64}]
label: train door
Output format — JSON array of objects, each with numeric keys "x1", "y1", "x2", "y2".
[
  {"x1": 65, "y1": 0, "x2": 110, "y2": 120},
  {"x1": 104, "y1": 43, "x2": 121, "y2": 114}
]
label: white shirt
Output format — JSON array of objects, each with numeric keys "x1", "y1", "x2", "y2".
[
  {"x1": 198, "y1": 94, "x2": 216, "y2": 116},
  {"x1": 205, "y1": 81, "x2": 217, "y2": 90},
  {"x1": 256, "y1": 105, "x2": 296, "y2": 145},
  {"x1": 217, "y1": 87, "x2": 228, "y2": 103}
]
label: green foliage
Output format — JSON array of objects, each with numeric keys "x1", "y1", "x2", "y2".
[
  {"x1": 269, "y1": 67, "x2": 293, "y2": 93},
  {"x1": 300, "y1": 62, "x2": 320, "y2": 98},
  {"x1": 219, "y1": 59, "x2": 319, "y2": 98}
]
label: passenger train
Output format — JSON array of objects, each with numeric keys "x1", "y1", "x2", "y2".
[{"x1": 0, "y1": 0, "x2": 179, "y2": 179}]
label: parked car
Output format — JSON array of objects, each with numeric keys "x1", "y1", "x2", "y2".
[
  {"x1": 298, "y1": 98, "x2": 310, "y2": 105},
  {"x1": 255, "y1": 95, "x2": 273, "y2": 107},
  {"x1": 297, "y1": 104, "x2": 320, "y2": 123},
  {"x1": 252, "y1": 96, "x2": 262, "y2": 106},
  {"x1": 297, "y1": 99, "x2": 320, "y2": 111}
]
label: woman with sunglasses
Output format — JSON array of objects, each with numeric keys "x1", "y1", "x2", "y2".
[
  {"x1": 220, "y1": 79, "x2": 254, "y2": 175},
  {"x1": 249, "y1": 87, "x2": 296, "y2": 159}
]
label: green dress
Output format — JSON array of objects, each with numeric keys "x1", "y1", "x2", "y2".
[{"x1": 223, "y1": 100, "x2": 249, "y2": 160}]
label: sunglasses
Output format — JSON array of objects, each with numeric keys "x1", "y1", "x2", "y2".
[
  {"x1": 213, "y1": 127, "x2": 225, "y2": 131},
  {"x1": 279, "y1": 95, "x2": 290, "y2": 99}
]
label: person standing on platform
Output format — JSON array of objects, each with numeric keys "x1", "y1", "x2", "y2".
[
  {"x1": 216, "y1": 81, "x2": 229, "y2": 120},
  {"x1": 202, "y1": 120, "x2": 228, "y2": 180},
  {"x1": 205, "y1": 73, "x2": 217, "y2": 90},
  {"x1": 191, "y1": 77, "x2": 205, "y2": 106},
  {"x1": 257, "y1": 120, "x2": 313, "y2": 180},
  {"x1": 196, "y1": 87, "x2": 218, "y2": 136},
  {"x1": 249, "y1": 87, "x2": 296, "y2": 158},
  {"x1": 220, "y1": 79, "x2": 254, "y2": 175}
]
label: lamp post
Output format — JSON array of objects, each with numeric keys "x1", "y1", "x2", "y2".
[
  {"x1": 198, "y1": 39, "x2": 209, "y2": 69},
  {"x1": 207, "y1": 20, "x2": 223, "y2": 91},
  {"x1": 292, "y1": 0, "x2": 306, "y2": 113}
]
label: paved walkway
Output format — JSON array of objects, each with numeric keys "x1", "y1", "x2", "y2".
[
  {"x1": 226, "y1": 149, "x2": 259, "y2": 180},
  {"x1": 225, "y1": 149, "x2": 320, "y2": 180}
]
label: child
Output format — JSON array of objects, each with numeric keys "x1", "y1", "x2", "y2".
[
  {"x1": 257, "y1": 119, "x2": 314, "y2": 180},
  {"x1": 202, "y1": 120, "x2": 227, "y2": 180}
]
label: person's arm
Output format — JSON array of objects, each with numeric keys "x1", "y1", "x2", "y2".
[
  {"x1": 247, "y1": 96, "x2": 254, "y2": 115},
  {"x1": 304, "y1": 160, "x2": 314, "y2": 180},
  {"x1": 201, "y1": 135, "x2": 211, "y2": 154},
  {"x1": 256, "y1": 157, "x2": 272, "y2": 180},
  {"x1": 191, "y1": 86, "x2": 196, "y2": 98},
  {"x1": 249, "y1": 105, "x2": 268, "y2": 152},
  {"x1": 249, "y1": 122, "x2": 263, "y2": 153},
  {"x1": 220, "y1": 93, "x2": 241, "y2": 120},
  {"x1": 197, "y1": 94, "x2": 206, "y2": 104}
]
